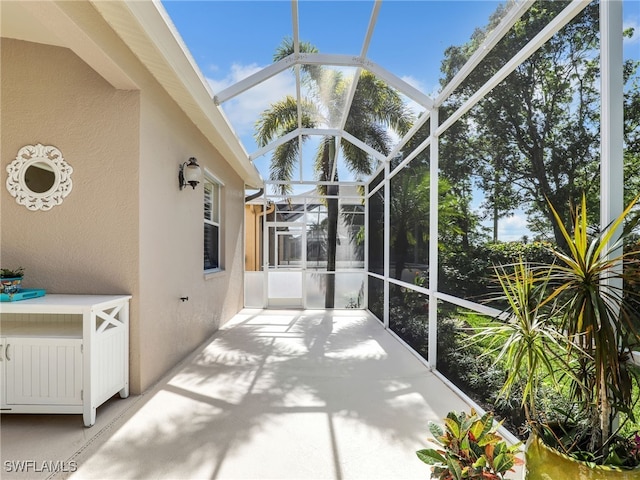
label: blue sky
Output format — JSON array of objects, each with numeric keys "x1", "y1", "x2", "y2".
[
  {"x1": 163, "y1": 0, "x2": 639, "y2": 154},
  {"x1": 162, "y1": 1, "x2": 504, "y2": 150},
  {"x1": 162, "y1": 0, "x2": 640, "y2": 241},
  {"x1": 162, "y1": 1, "x2": 504, "y2": 84}
]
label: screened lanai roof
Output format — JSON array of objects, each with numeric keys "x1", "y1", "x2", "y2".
[
  {"x1": 160, "y1": 0, "x2": 620, "y2": 195},
  {"x1": 162, "y1": 0, "x2": 511, "y2": 188}
]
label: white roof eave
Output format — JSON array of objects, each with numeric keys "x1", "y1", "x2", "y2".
[
  {"x1": 1, "y1": 1, "x2": 138, "y2": 91},
  {"x1": 91, "y1": 0, "x2": 263, "y2": 188}
]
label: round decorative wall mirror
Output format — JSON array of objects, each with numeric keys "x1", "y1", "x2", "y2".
[{"x1": 6, "y1": 144, "x2": 73, "y2": 211}]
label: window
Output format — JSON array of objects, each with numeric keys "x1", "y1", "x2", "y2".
[{"x1": 204, "y1": 176, "x2": 221, "y2": 271}]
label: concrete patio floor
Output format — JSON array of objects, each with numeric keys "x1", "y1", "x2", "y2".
[{"x1": 1, "y1": 309, "x2": 520, "y2": 479}]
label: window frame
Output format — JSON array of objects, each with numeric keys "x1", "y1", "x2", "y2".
[{"x1": 203, "y1": 170, "x2": 223, "y2": 274}]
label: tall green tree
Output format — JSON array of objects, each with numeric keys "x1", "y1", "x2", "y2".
[
  {"x1": 255, "y1": 38, "x2": 413, "y2": 307},
  {"x1": 439, "y1": 2, "x2": 639, "y2": 247},
  {"x1": 437, "y1": 106, "x2": 487, "y2": 250},
  {"x1": 624, "y1": 52, "x2": 640, "y2": 207}
]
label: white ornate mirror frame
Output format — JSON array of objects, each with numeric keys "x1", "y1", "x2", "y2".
[{"x1": 6, "y1": 144, "x2": 73, "y2": 211}]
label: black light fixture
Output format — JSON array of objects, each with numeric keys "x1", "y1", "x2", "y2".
[{"x1": 178, "y1": 157, "x2": 202, "y2": 190}]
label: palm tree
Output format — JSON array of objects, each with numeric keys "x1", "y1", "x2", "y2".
[{"x1": 255, "y1": 37, "x2": 413, "y2": 307}]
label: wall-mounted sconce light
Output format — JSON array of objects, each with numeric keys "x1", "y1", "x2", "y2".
[{"x1": 178, "y1": 157, "x2": 202, "y2": 190}]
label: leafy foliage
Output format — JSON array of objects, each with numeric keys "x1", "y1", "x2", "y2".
[
  {"x1": 438, "y1": 2, "x2": 639, "y2": 248},
  {"x1": 473, "y1": 259, "x2": 573, "y2": 425},
  {"x1": 439, "y1": 241, "x2": 555, "y2": 303},
  {"x1": 474, "y1": 195, "x2": 640, "y2": 467},
  {"x1": 0, "y1": 267, "x2": 24, "y2": 278},
  {"x1": 539, "y1": 194, "x2": 640, "y2": 460},
  {"x1": 416, "y1": 409, "x2": 522, "y2": 480}
]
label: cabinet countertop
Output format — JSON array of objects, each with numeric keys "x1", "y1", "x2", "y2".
[{"x1": 0, "y1": 294, "x2": 132, "y2": 314}]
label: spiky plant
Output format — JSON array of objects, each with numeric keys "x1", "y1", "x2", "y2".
[
  {"x1": 474, "y1": 258, "x2": 575, "y2": 429},
  {"x1": 542, "y1": 194, "x2": 640, "y2": 456}
]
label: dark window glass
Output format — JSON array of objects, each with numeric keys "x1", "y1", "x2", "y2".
[
  {"x1": 204, "y1": 223, "x2": 219, "y2": 270},
  {"x1": 389, "y1": 285, "x2": 429, "y2": 358},
  {"x1": 204, "y1": 179, "x2": 221, "y2": 270},
  {"x1": 367, "y1": 276, "x2": 384, "y2": 322},
  {"x1": 389, "y1": 157, "x2": 429, "y2": 283},
  {"x1": 367, "y1": 186, "x2": 384, "y2": 275}
]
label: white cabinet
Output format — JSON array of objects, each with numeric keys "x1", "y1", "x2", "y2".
[
  {"x1": 0, "y1": 294, "x2": 131, "y2": 426},
  {"x1": 3, "y1": 337, "x2": 83, "y2": 405}
]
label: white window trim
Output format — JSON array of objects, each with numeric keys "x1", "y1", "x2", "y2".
[{"x1": 204, "y1": 170, "x2": 223, "y2": 274}]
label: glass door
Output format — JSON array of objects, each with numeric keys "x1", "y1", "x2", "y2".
[{"x1": 267, "y1": 223, "x2": 305, "y2": 307}]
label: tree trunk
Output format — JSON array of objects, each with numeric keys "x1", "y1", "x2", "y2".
[
  {"x1": 493, "y1": 202, "x2": 499, "y2": 243},
  {"x1": 598, "y1": 370, "x2": 610, "y2": 452},
  {"x1": 394, "y1": 226, "x2": 408, "y2": 280},
  {"x1": 543, "y1": 195, "x2": 571, "y2": 253}
]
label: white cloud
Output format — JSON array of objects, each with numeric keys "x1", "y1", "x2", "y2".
[
  {"x1": 400, "y1": 74, "x2": 437, "y2": 116},
  {"x1": 400, "y1": 74, "x2": 424, "y2": 91},
  {"x1": 207, "y1": 62, "x2": 297, "y2": 144},
  {"x1": 498, "y1": 213, "x2": 532, "y2": 242},
  {"x1": 401, "y1": 74, "x2": 439, "y2": 98}
]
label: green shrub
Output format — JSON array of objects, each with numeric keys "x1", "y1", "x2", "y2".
[
  {"x1": 416, "y1": 409, "x2": 523, "y2": 480},
  {"x1": 439, "y1": 242, "x2": 555, "y2": 303}
]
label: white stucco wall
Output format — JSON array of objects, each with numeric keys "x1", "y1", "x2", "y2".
[
  {"x1": 137, "y1": 77, "x2": 246, "y2": 392},
  {"x1": 0, "y1": 38, "x2": 139, "y2": 295},
  {"x1": 1, "y1": 33, "x2": 246, "y2": 393},
  {"x1": 0, "y1": 35, "x2": 140, "y2": 376}
]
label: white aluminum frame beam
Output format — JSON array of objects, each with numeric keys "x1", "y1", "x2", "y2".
[
  {"x1": 386, "y1": 111, "x2": 431, "y2": 164},
  {"x1": 337, "y1": 0, "x2": 381, "y2": 133},
  {"x1": 389, "y1": 135, "x2": 432, "y2": 179},
  {"x1": 331, "y1": 1, "x2": 382, "y2": 181},
  {"x1": 600, "y1": 1, "x2": 624, "y2": 275},
  {"x1": 428, "y1": 108, "x2": 439, "y2": 367},
  {"x1": 383, "y1": 160, "x2": 390, "y2": 329},
  {"x1": 364, "y1": 62, "x2": 434, "y2": 110},
  {"x1": 341, "y1": 131, "x2": 388, "y2": 164},
  {"x1": 435, "y1": 0, "x2": 536, "y2": 107},
  {"x1": 215, "y1": 53, "x2": 434, "y2": 110},
  {"x1": 436, "y1": 0, "x2": 591, "y2": 137},
  {"x1": 266, "y1": 180, "x2": 366, "y2": 187},
  {"x1": 250, "y1": 128, "x2": 387, "y2": 165}
]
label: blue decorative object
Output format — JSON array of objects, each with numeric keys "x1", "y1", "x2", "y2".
[
  {"x1": 0, "y1": 277, "x2": 23, "y2": 294},
  {"x1": 1, "y1": 288, "x2": 46, "y2": 302}
]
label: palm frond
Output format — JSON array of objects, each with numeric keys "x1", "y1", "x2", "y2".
[
  {"x1": 349, "y1": 71, "x2": 415, "y2": 136},
  {"x1": 269, "y1": 139, "x2": 301, "y2": 195},
  {"x1": 274, "y1": 36, "x2": 322, "y2": 82},
  {"x1": 255, "y1": 96, "x2": 301, "y2": 147},
  {"x1": 340, "y1": 139, "x2": 372, "y2": 178}
]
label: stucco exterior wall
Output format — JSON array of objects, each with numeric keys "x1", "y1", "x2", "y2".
[
  {"x1": 0, "y1": 38, "x2": 140, "y2": 301},
  {"x1": 137, "y1": 84, "x2": 246, "y2": 392},
  {"x1": 2, "y1": 34, "x2": 247, "y2": 394}
]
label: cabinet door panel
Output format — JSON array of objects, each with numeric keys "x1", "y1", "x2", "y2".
[
  {"x1": 5, "y1": 338, "x2": 82, "y2": 405},
  {"x1": 0, "y1": 337, "x2": 5, "y2": 408}
]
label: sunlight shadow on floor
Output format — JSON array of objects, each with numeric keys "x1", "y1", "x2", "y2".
[{"x1": 57, "y1": 309, "x2": 475, "y2": 479}]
